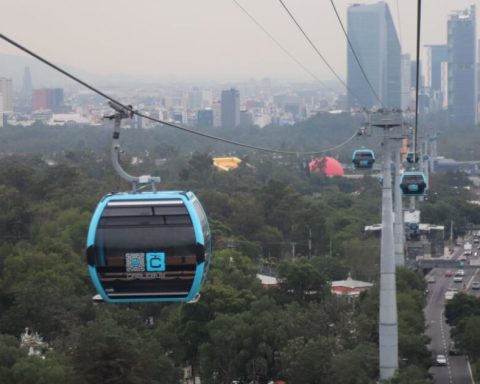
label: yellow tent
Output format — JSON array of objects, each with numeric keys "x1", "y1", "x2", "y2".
[{"x1": 213, "y1": 157, "x2": 242, "y2": 171}]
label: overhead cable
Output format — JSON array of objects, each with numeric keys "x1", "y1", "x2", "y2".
[
  {"x1": 413, "y1": 0, "x2": 422, "y2": 156},
  {"x1": 0, "y1": 33, "x2": 358, "y2": 156},
  {"x1": 328, "y1": 0, "x2": 384, "y2": 107},
  {"x1": 276, "y1": 0, "x2": 362, "y2": 104},
  {"x1": 395, "y1": 0, "x2": 403, "y2": 49},
  {"x1": 232, "y1": 0, "x2": 336, "y2": 93},
  {"x1": 134, "y1": 109, "x2": 359, "y2": 155}
]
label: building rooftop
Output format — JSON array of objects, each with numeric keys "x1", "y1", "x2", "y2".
[
  {"x1": 213, "y1": 157, "x2": 242, "y2": 172},
  {"x1": 331, "y1": 274, "x2": 373, "y2": 290}
]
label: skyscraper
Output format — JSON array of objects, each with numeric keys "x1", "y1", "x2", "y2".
[
  {"x1": 212, "y1": 101, "x2": 222, "y2": 128},
  {"x1": 197, "y1": 109, "x2": 213, "y2": 128},
  {"x1": 401, "y1": 54, "x2": 412, "y2": 110},
  {"x1": 50, "y1": 88, "x2": 64, "y2": 112},
  {"x1": 425, "y1": 45, "x2": 447, "y2": 92},
  {"x1": 187, "y1": 87, "x2": 203, "y2": 110},
  {"x1": 424, "y1": 45, "x2": 448, "y2": 112},
  {"x1": 19, "y1": 67, "x2": 33, "y2": 112},
  {"x1": 447, "y1": 5, "x2": 477, "y2": 125},
  {"x1": 221, "y1": 88, "x2": 240, "y2": 128},
  {"x1": 347, "y1": 2, "x2": 401, "y2": 110},
  {"x1": 0, "y1": 78, "x2": 13, "y2": 112}
]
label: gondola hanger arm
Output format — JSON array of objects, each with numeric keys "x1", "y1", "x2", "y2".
[{"x1": 104, "y1": 102, "x2": 161, "y2": 191}]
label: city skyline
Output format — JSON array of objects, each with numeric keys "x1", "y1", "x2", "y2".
[{"x1": 0, "y1": 0, "x2": 478, "y2": 84}]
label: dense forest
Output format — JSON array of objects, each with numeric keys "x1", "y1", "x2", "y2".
[{"x1": 1, "y1": 112, "x2": 479, "y2": 383}]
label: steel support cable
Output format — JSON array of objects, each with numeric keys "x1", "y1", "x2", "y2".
[
  {"x1": 0, "y1": 33, "x2": 358, "y2": 156},
  {"x1": 232, "y1": 0, "x2": 336, "y2": 93},
  {"x1": 328, "y1": 0, "x2": 384, "y2": 108},
  {"x1": 413, "y1": 0, "x2": 422, "y2": 156},
  {"x1": 135, "y1": 109, "x2": 359, "y2": 155},
  {"x1": 396, "y1": 0, "x2": 403, "y2": 50},
  {"x1": 277, "y1": 0, "x2": 363, "y2": 105}
]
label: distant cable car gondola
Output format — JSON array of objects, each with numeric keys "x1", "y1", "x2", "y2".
[
  {"x1": 352, "y1": 149, "x2": 375, "y2": 169},
  {"x1": 400, "y1": 171, "x2": 427, "y2": 196},
  {"x1": 406, "y1": 152, "x2": 419, "y2": 164},
  {"x1": 87, "y1": 191, "x2": 211, "y2": 303}
]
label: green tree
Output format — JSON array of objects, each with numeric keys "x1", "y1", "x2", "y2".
[
  {"x1": 276, "y1": 336, "x2": 335, "y2": 384},
  {"x1": 452, "y1": 316, "x2": 480, "y2": 359},
  {"x1": 331, "y1": 343, "x2": 378, "y2": 384},
  {"x1": 73, "y1": 310, "x2": 180, "y2": 384},
  {"x1": 0, "y1": 185, "x2": 31, "y2": 242},
  {"x1": 0, "y1": 334, "x2": 25, "y2": 384},
  {"x1": 11, "y1": 353, "x2": 72, "y2": 384},
  {"x1": 278, "y1": 259, "x2": 329, "y2": 301},
  {"x1": 445, "y1": 293, "x2": 480, "y2": 326}
]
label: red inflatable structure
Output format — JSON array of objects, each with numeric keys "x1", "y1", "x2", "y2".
[{"x1": 308, "y1": 156, "x2": 345, "y2": 177}]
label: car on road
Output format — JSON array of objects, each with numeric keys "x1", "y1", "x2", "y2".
[
  {"x1": 454, "y1": 276, "x2": 463, "y2": 283},
  {"x1": 427, "y1": 276, "x2": 436, "y2": 284},
  {"x1": 449, "y1": 341, "x2": 461, "y2": 355},
  {"x1": 445, "y1": 270, "x2": 453, "y2": 277},
  {"x1": 445, "y1": 291, "x2": 455, "y2": 300},
  {"x1": 472, "y1": 282, "x2": 480, "y2": 290},
  {"x1": 436, "y1": 354, "x2": 447, "y2": 366},
  {"x1": 455, "y1": 269, "x2": 465, "y2": 276},
  {"x1": 459, "y1": 255, "x2": 467, "y2": 261},
  {"x1": 445, "y1": 288, "x2": 459, "y2": 300}
]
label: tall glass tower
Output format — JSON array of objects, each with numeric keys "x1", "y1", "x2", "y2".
[
  {"x1": 19, "y1": 67, "x2": 33, "y2": 112},
  {"x1": 347, "y1": 2, "x2": 401, "y2": 110},
  {"x1": 447, "y1": 5, "x2": 477, "y2": 125},
  {"x1": 425, "y1": 45, "x2": 447, "y2": 92},
  {"x1": 221, "y1": 88, "x2": 240, "y2": 128}
]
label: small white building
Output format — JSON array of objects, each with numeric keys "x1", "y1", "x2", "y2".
[
  {"x1": 256, "y1": 273, "x2": 279, "y2": 288},
  {"x1": 331, "y1": 274, "x2": 373, "y2": 298}
]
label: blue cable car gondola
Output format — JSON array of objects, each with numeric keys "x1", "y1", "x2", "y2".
[
  {"x1": 87, "y1": 103, "x2": 212, "y2": 303},
  {"x1": 86, "y1": 191, "x2": 211, "y2": 303},
  {"x1": 352, "y1": 149, "x2": 375, "y2": 169},
  {"x1": 400, "y1": 172, "x2": 427, "y2": 196}
]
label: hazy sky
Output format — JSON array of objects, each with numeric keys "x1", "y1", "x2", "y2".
[{"x1": 1, "y1": 0, "x2": 478, "y2": 82}]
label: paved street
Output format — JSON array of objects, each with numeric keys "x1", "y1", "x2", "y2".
[{"x1": 425, "y1": 256, "x2": 477, "y2": 383}]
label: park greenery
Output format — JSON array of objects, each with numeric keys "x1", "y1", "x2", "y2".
[{"x1": 1, "y1": 111, "x2": 478, "y2": 383}]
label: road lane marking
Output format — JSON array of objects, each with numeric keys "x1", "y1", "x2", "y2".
[
  {"x1": 467, "y1": 357, "x2": 475, "y2": 384},
  {"x1": 440, "y1": 309, "x2": 454, "y2": 384}
]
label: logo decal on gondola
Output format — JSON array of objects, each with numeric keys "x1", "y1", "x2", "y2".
[
  {"x1": 146, "y1": 252, "x2": 166, "y2": 272},
  {"x1": 126, "y1": 253, "x2": 145, "y2": 272}
]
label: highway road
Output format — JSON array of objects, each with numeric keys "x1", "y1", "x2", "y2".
[{"x1": 425, "y1": 267, "x2": 475, "y2": 383}]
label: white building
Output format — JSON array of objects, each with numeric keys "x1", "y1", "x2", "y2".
[{"x1": 0, "y1": 78, "x2": 13, "y2": 112}]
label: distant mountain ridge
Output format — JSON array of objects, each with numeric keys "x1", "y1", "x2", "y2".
[{"x1": 0, "y1": 52, "x2": 138, "y2": 90}]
